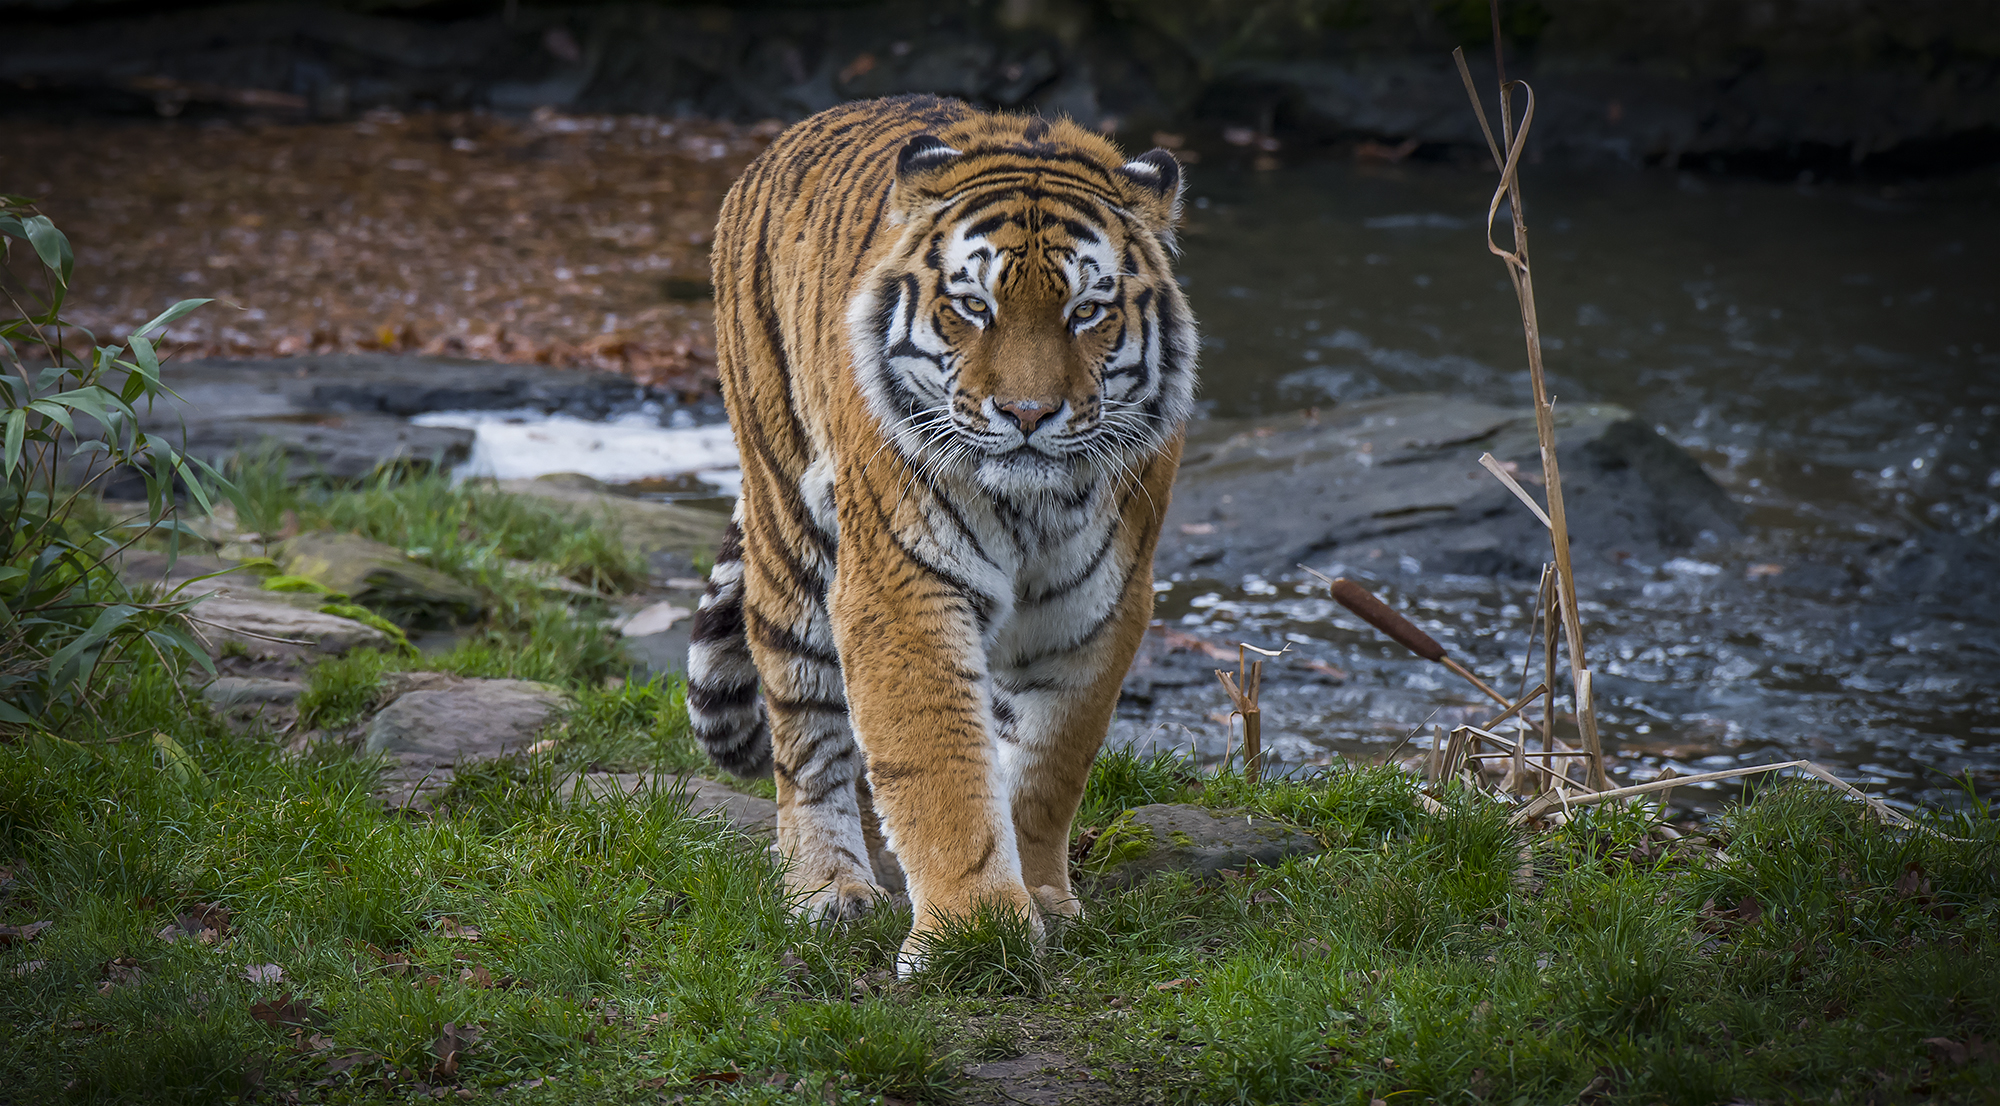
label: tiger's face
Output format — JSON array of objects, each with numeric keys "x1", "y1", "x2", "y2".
[{"x1": 850, "y1": 123, "x2": 1197, "y2": 498}]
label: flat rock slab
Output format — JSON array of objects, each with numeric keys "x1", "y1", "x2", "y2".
[
  {"x1": 191, "y1": 591, "x2": 393, "y2": 659},
  {"x1": 560, "y1": 772, "x2": 778, "y2": 836},
  {"x1": 368, "y1": 678, "x2": 569, "y2": 810},
  {"x1": 1083, "y1": 803, "x2": 1320, "y2": 888},
  {"x1": 1160, "y1": 393, "x2": 1739, "y2": 581}
]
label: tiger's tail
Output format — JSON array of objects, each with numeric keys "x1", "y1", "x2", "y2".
[{"x1": 685, "y1": 520, "x2": 773, "y2": 778}]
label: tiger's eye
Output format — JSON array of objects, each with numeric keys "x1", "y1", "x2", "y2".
[
  {"x1": 1072, "y1": 302, "x2": 1100, "y2": 321},
  {"x1": 960, "y1": 296, "x2": 988, "y2": 314}
]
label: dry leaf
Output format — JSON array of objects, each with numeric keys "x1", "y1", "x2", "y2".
[
  {"x1": 0, "y1": 920, "x2": 51, "y2": 945},
  {"x1": 436, "y1": 918, "x2": 482, "y2": 941},
  {"x1": 431, "y1": 1021, "x2": 482, "y2": 1079},
  {"x1": 691, "y1": 1071, "x2": 742, "y2": 1084},
  {"x1": 243, "y1": 963, "x2": 285, "y2": 984},
  {"x1": 459, "y1": 964, "x2": 494, "y2": 989},
  {"x1": 249, "y1": 993, "x2": 326, "y2": 1029},
  {"x1": 12, "y1": 959, "x2": 46, "y2": 977},
  {"x1": 1152, "y1": 978, "x2": 1195, "y2": 991}
]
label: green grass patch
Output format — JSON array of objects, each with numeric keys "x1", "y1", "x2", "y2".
[{"x1": 2, "y1": 642, "x2": 1995, "y2": 1101}]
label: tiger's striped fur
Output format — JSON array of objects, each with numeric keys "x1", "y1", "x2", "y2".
[{"x1": 686, "y1": 95, "x2": 1195, "y2": 971}]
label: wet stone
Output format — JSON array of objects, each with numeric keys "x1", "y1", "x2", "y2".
[{"x1": 1081, "y1": 804, "x2": 1320, "y2": 888}]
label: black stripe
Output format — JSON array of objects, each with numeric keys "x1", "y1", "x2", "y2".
[
  {"x1": 767, "y1": 695, "x2": 850, "y2": 716},
  {"x1": 746, "y1": 607, "x2": 841, "y2": 668},
  {"x1": 688, "y1": 680, "x2": 758, "y2": 713},
  {"x1": 1021, "y1": 525, "x2": 1119, "y2": 605}
]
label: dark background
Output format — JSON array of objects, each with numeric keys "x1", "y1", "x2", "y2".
[{"x1": 6, "y1": 0, "x2": 2000, "y2": 179}]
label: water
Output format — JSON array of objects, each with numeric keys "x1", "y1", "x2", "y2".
[
  {"x1": 1116, "y1": 155, "x2": 2000, "y2": 808},
  {"x1": 408, "y1": 153, "x2": 2000, "y2": 808}
]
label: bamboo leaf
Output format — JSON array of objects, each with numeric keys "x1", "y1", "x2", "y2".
[
  {"x1": 152, "y1": 731, "x2": 200, "y2": 787},
  {"x1": 21, "y1": 216, "x2": 73, "y2": 289},
  {"x1": 133, "y1": 299, "x2": 211, "y2": 341},
  {"x1": 45, "y1": 603, "x2": 138, "y2": 691},
  {"x1": 0, "y1": 700, "x2": 32, "y2": 726},
  {"x1": 3, "y1": 409, "x2": 24, "y2": 476}
]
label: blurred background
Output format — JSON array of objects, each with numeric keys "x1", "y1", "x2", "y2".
[{"x1": 3, "y1": 0, "x2": 1995, "y2": 806}]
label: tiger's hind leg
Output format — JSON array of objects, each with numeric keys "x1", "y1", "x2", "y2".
[{"x1": 751, "y1": 577, "x2": 888, "y2": 922}]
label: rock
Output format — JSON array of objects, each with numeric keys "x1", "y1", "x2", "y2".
[
  {"x1": 202, "y1": 676, "x2": 306, "y2": 733},
  {"x1": 615, "y1": 600, "x2": 692, "y2": 637},
  {"x1": 497, "y1": 475, "x2": 728, "y2": 562},
  {"x1": 173, "y1": 413, "x2": 473, "y2": 482},
  {"x1": 190, "y1": 592, "x2": 394, "y2": 658},
  {"x1": 560, "y1": 772, "x2": 778, "y2": 837},
  {"x1": 1158, "y1": 394, "x2": 1740, "y2": 581},
  {"x1": 278, "y1": 531, "x2": 483, "y2": 626},
  {"x1": 366, "y1": 677, "x2": 569, "y2": 811},
  {"x1": 1081, "y1": 803, "x2": 1320, "y2": 888}
]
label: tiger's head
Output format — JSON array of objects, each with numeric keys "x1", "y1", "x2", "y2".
[{"x1": 849, "y1": 116, "x2": 1197, "y2": 499}]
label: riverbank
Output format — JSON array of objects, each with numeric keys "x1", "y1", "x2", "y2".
[{"x1": 0, "y1": 473, "x2": 1994, "y2": 1103}]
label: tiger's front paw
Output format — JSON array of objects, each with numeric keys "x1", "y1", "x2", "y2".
[
  {"x1": 790, "y1": 877, "x2": 887, "y2": 923},
  {"x1": 1031, "y1": 883, "x2": 1083, "y2": 920}
]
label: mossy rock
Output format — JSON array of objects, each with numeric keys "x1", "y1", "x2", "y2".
[
  {"x1": 278, "y1": 531, "x2": 482, "y2": 627},
  {"x1": 1081, "y1": 803, "x2": 1320, "y2": 888}
]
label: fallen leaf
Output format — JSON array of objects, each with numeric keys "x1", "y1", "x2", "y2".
[
  {"x1": 1924, "y1": 1037, "x2": 1969, "y2": 1067},
  {"x1": 243, "y1": 963, "x2": 285, "y2": 984},
  {"x1": 459, "y1": 964, "x2": 493, "y2": 989},
  {"x1": 249, "y1": 993, "x2": 327, "y2": 1029},
  {"x1": 0, "y1": 920, "x2": 51, "y2": 945},
  {"x1": 1894, "y1": 862, "x2": 1933, "y2": 901},
  {"x1": 1153, "y1": 978, "x2": 1195, "y2": 991},
  {"x1": 301, "y1": 1033, "x2": 335, "y2": 1053},
  {"x1": 436, "y1": 918, "x2": 482, "y2": 941},
  {"x1": 12, "y1": 959, "x2": 46, "y2": 976},
  {"x1": 1734, "y1": 895, "x2": 1764, "y2": 924},
  {"x1": 100, "y1": 956, "x2": 143, "y2": 986},
  {"x1": 1249, "y1": 889, "x2": 1283, "y2": 905},
  {"x1": 431, "y1": 1021, "x2": 482, "y2": 1079},
  {"x1": 691, "y1": 1071, "x2": 742, "y2": 1084}
]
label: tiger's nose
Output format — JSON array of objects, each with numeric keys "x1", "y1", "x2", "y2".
[
  {"x1": 992, "y1": 394, "x2": 1056, "y2": 434},
  {"x1": 996, "y1": 399, "x2": 1059, "y2": 436}
]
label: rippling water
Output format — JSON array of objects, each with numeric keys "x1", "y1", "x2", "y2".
[{"x1": 1111, "y1": 155, "x2": 2000, "y2": 808}]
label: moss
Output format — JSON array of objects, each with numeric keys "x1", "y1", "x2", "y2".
[{"x1": 1081, "y1": 811, "x2": 1158, "y2": 873}]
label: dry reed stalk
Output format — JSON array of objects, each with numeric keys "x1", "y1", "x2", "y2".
[
  {"x1": 1303, "y1": 567, "x2": 1512, "y2": 708},
  {"x1": 1478, "y1": 452, "x2": 1552, "y2": 529},
  {"x1": 1511, "y1": 760, "x2": 1814, "y2": 825},
  {"x1": 1454, "y1": 36, "x2": 1609, "y2": 792},
  {"x1": 1216, "y1": 643, "x2": 1285, "y2": 782}
]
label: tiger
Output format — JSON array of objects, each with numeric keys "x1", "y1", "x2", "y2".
[{"x1": 685, "y1": 94, "x2": 1196, "y2": 972}]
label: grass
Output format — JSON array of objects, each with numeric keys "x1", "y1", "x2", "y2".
[{"x1": 1, "y1": 479, "x2": 1994, "y2": 1103}]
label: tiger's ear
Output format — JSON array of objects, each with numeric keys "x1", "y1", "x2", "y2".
[
  {"x1": 897, "y1": 133, "x2": 962, "y2": 179},
  {"x1": 889, "y1": 133, "x2": 963, "y2": 220},
  {"x1": 1117, "y1": 147, "x2": 1184, "y2": 239}
]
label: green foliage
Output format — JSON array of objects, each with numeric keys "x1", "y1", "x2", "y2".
[
  {"x1": 0, "y1": 201, "x2": 230, "y2": 730},
  {"x1": 296, "y1": 648, "x2": 399, "y2": 731},
  {"x1": 909, "y1": 898, "x2": 1048, "y2": 997},
  {"x1": 558, "y1": 675, "x2": 708, "y2": 774},
  {"x1": 1073, "y1": 745, "x2": 1198, "y2": 830}
]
